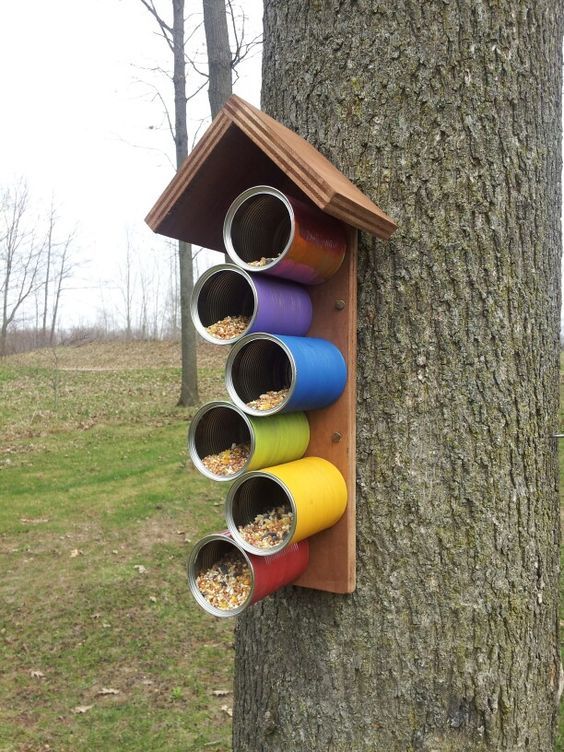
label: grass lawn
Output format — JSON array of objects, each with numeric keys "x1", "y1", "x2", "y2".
[
  {"x1": 0, "y1": 342, "x2": 233, "y2": 752},
  {"x1": 0, "y1": 342, "x2": 562, "y2": 750}
]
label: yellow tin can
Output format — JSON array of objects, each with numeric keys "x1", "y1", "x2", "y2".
[{"x1": 225, "y1": 457, "x2": 347, "y2": 556}]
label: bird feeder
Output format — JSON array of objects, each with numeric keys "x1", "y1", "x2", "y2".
[
  {"x1": 191, "y1": 263, "x2": 313, "y2": 345},
  {"x1": 223, "y1": 185, "x2": 347, "y2": 284},
  {"x1": 146, "y1": 94, "x2": 397, "y2": 594},
  {"x1": 225, "y1": 333, "x2": 347, "y2": 416},
  {"x1": 225, "y1": 457, "x2": 347, "y2": 556},
  {"x1": 187, "y1": 532, "x2": 309, "y2": 617},
  {"x1": 188, "y1": 401, "x2": 310, "y2": 481}
]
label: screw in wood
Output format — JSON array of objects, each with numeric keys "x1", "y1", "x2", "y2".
[
  {"x1": 335, "y1": 299, "x2": 346, "y2": 310},
  {"x1": 331, "y1": 432, "x2": 342, "y2": 443}
]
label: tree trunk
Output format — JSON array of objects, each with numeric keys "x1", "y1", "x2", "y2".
[
  {"x1": 178, "y1": 238, "x2": 198, "y2": 403},
  {"x1": 233, "y1": 3, "x2": 563, "y2": 751},
  {"x1": 173, "y1": 0, "x2": 199, "y2": 405},
  {"x1": 203, "y1": 0, "x2": 233, "y2": 119},
  {"x1": 42, "y1": 206, "x2": 54, "y2": 345}
]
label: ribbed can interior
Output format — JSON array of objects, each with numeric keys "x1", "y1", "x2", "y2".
[
  {"x1": 229, "y1": 476, "x2": 292, "y2": 528},
  {"x1": 193, "y1": 538, "x2": 239, "y2": 575},
  {"x1": 229, "y1": 339, "x2": 292, "y2": 403},
  {"x1": 193, "y1": 406, "x2": 251, "y2": 459},
  {"x1": 229, "y1": 194, "x2": 292, "y2": 263},
  {"x1": 196, "y1": 269, "x2": 254, "y2": 328}
]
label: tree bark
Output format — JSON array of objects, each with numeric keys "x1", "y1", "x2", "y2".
[
  {"x1": 178, "y1": 238, "x2": 198, "y2": 403},
  {"x1": 203, "y1": 0, "x2": 233, "y2": 119},
  {"x1": 233, "y1": 2, "x2": 563, "y2": 751}
]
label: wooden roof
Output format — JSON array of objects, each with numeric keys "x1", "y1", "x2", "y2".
[{"x1": 145, "y1": 94, "x2": 397, "y2": 251}]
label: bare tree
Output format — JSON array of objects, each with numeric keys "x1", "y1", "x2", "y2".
[
  {"x1": 202, "y1": 0, "x2": 232, "y2": 117},
  {"x1": 119, "y1": 233, "x2": 135, "y2": 340},
  {"x1": 202, "y1": 0, "x2": 262, "y2": 116},
  {"x1": 0, "y1": 183, "x2": 44, "y2": 356},
  {"x1": 41, "y1": 198, "x2": 55, "y2": 344},
  {"x1": 135, "y1": 0, "x2": 262, "y2": 403},
  {"x1": 49, "y1": 231, "x2": 74, "y2": 345},
  {"x1": 37, "y1": 199, "x2": 77, "y2": 347},
  {"x1": 137, "y1": 0, "x2": 199, "y2": 404}
]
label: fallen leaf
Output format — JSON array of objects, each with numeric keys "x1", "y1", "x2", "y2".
[
  {"x1": 221, "y1": 705, "x2": 233, "y2": 717},
  {"x1": 149, "y1": 596, "x2": 157, "y2": 603},
  {"x1": 72, "y1": 705, "x2": 93, "y2": 714},
  {"x1": 211, "y1": 689, "x2": 231, "y2": 697},
  {"x1": 134, "y1": 564, "x2": 147, "y2": 574},
  {"x1": 97, "y1": 687, "x2": 120, "y2": 696},
  {"x1": 30, "y1": 669, "x2": 45, "y2": 679},
  {"x1": 112, "y1": 550, "x2": 118, "y2": 555},
  {"x1": 102, "y1": 623, "x2": 111, "y2": 628},
  {"x1": 70, "y1": 549, "x2": 80, "y2": 558}
]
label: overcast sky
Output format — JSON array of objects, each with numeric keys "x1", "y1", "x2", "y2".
[{"x1": 0, "y1": 0, "x2": 262, "y2": 329}]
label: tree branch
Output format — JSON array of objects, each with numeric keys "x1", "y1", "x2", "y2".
[{"x1": 137, "y1": 0, "x2": 174, "y2": 52}]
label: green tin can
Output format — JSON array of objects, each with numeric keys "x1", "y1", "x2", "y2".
[{"x1": 188, "y1": 401, "x2": 310, "y2": 482}]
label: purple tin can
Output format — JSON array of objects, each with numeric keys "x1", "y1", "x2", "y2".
[
  {"x1": 191, "y1": 263, "x2": 312, "y2": 344},
  {"x1": 223, "y1": 185, "x2": 347, "y2": 285}
]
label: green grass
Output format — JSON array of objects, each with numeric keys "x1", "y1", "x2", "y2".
[{"x1": 0, "y1": 343, "x2": 233, "y2": 752}]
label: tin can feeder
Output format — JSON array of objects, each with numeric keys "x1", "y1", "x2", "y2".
[
  {"x1": 187, "y1": 531, "x2": 310, "y2": 617},
  {"x1": 191, "y1": 263, "x2": 313, "y2": 345},
  {"x1": 223, "y1": 185, "x2": 347, "y2": 285},
  {"x1": 225, "y1": 332, "x2": 347, "y2": 416},
  {"x1": 225, "y1": 457, "x2": 347, "y2": 557},
  {"x1": 188, "y1": 401, "x2": 310, "y2": 481}
]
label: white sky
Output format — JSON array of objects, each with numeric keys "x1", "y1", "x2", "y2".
[{"x1": 0, "y1": 0, "x2": 263, "y2": 329}]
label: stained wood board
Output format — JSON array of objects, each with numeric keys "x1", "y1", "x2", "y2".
[
  {"x1": 145, "y1": 95, "x2": 396, "y2": 249},
  {"x1": 294, "y1": 226, "x2": 357, "y2": 594}
]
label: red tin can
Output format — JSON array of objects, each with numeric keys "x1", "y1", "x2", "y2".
[
  {"x1": 187, "y1": 531, "x2": 309, "y2": 617},
  {"x1": 223, "y1": 185, "x2": 347, "y2": 285}
]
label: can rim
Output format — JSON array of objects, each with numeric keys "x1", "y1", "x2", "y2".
[
  {"x1": 187, "y1": 400, "x2": 256, "y2": 481},
  {"x1": 187, "y1": 532, "x2": 256, "y2": 617},
  {"x1": 223, "y1": 185, "x2": 295, "y2": 272},
  {"x1": 225, "y1": 333, "x2": 297, "y2": 416},
  {"x1": 224, "y1": 470, "x2": 297, "y2": 557},
  {"x1": 190, "y1": 264, "x2": 257, "y2": 345}
]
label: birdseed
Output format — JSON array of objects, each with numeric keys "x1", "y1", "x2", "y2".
[
  {"x1": 246, "y1": 388, "x2": 289, "y2": 411},
  {"x1": 201, "y1": 443, "x2": 250, "y2": 476},
  {"x1": 238, "y1": 504, "x2": 294, "y2": 549},
  {"x1": 196, "y1": 551, "x2": 252, "y2": 610},
  {"x1": 248, "y1": 256, "x2": 276, "y2": 267},
  {"x1": 205, "y1": 314, "x2": 250, "y2": 340}
]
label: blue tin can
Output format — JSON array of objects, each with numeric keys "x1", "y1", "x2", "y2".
[{"x1": 225, "y1": 333, "x2": 347, "y2": 416}]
